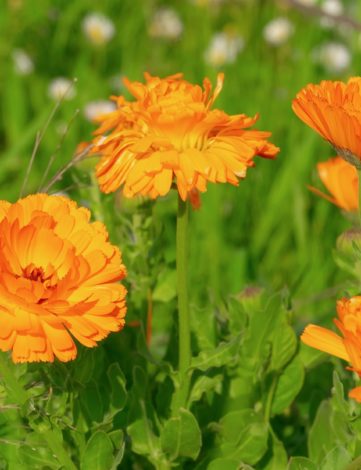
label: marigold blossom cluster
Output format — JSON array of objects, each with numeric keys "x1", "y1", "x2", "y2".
[
  {"x1": 91, "y1": 73, "x2": 279, "y2": 202},
  {"x1": 0, "y1": 194, "x2": 127, "y2": 363}
]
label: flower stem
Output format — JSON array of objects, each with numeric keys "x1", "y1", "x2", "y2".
[{"x1": 172, "y1": 196, "x2": 191, "y2": 412}]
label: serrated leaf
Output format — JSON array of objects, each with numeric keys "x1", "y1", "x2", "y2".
[
  {"x1": 81, "y1": 431, "x2": 114, "y2": 470},
  {"x1": 287, "y1": 457, "x2": 317, "y2": 470},
  {"x1": 271, "y1": 356, "x2": 304, "y2": 415},
  {"x1": 190, "y1": 337, "x2": 240, "y2": 372},
  {"x1": 160, "y1": 408, "x2": 201, "y2": 460},
  {"x1": 188, "y1": 374, "x2": 223, "y2": 404}
]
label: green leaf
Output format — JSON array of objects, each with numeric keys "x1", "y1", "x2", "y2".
[
  {"x1": 263, "y1": 431, "x2": 288, "y2": 470},
  {"x1": 107, "y1": 363, "x2": 127, "y2": 415},
  {"x1": 153, "y1": 269, "x2": 176, "y2": 302},
  {"x1": 217, "y1": 409, "x2": 268, "y2": 465},
  {"x1": 127, "y1": 419, "x2": 159, "y2": 457},
  {"x1": 19, "y1": 433, "x2": 61, "y2": 470},
  {"x1": 80, "y1": 380, "x2": 104, "y2": 423},
  {"x1": 330, "y1": 371, "x2": 348, "y2": 415},
  {"x1": 240, "y1": 294, "x2": 285, "y2": 366},
  {"x1": 160, "y1": 408, "x2": 202, "y2": 461},
  {"x1": 81, "y1": 431, "x2": 114, "y2": 470},
  {"x1": 190, "y1": 337, "x2": 240, "y2": 372},
  {"x1": 108, "y1": 431, "x2": 125, "y2": 470},
  {"x1": 270, "y1": 321, "x2": 297, "y2": 371},
  {"x1": 191, "y1": 305, "x2": 217, "y2": 350},
  {"x1": 207, "y1": 458, "x2": 243, "y2": 470},
  {"x1": 320, "y1": 446, "x2": 352, "y2": 470},
  {"x1": 287, "y1": 457, "x2": 317, "y2": 470},
  {"x1": 271, "y1": 356, "x2": 304, "y2": 415},
  {"x1": 298, "y1": 342, "x2": 326, "y2": 370},
  {"x1": 188, "y1": 374, "x2": 223, "y2": 404},
  {"x1": 308, "y1": 401, "x2": 335, "y2": 464}
]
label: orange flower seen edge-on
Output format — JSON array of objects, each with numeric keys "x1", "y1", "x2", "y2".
[
  {"x1": 293, "y1": 77, "x2": 361, "y2": 169},
  {"x1": 310, "y1": 156, "x2": 358, "y2": 212},
  {"x1": 301, "y1": 296, "x2": 361, "y2": 402},
  {"x1": 0, "y1": 194, "x2": 127, "y2": 363},
  {"x1": 90, "y1": 73, "x2": 279, "y2": 202}
]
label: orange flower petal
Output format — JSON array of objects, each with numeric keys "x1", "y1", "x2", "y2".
[
  {"x1": 301, "y1": 324, "x2": 349, "y2": 361},
  {"x1": 89, "y1": 73, "x2": 279, "y2": 203},
  {"x1": 0, "y1": 194, "x2": 127, "y2": 363},
  {"x1": 349, "y1": 386, "x2": 361, "y2": 402}
]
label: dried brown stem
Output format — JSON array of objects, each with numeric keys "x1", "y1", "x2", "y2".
[
  {"x1": 41, "y1": 144, "x2": 95, "y2": 194},
  {"x1": 283, "y1": 0, "x2": 361, "y2": 32}
]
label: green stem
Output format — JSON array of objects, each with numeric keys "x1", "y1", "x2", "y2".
[
  {"x1": 358, "y1": 169, "x2": 361, "y2": 227},
  {"x1": 172, "y1": 196, "x2": 191, "y2": 412}
]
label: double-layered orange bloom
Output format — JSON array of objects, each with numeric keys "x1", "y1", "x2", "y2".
[
  {"x1": 301, "y1": 297, "x2": 361, "y2": 401},
  {"x1": 293, "y1": 78, "x2": 361, "y2": 168},
  {"x1": 313, "y1": 156, "x2": 358, "y2": 212},
  {"x1": 91, "y1": 73, "x2": 279, "y2": 201},
  {"x1": 0, "y1": 194, "x2": 127, "y2": 363}
]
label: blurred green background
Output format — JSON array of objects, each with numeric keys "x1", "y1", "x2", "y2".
[{"x1": 0, "y1": 0, "x2": 358, "y2": 329}]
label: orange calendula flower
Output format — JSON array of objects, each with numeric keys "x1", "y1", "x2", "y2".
[
  {"x1": 293, "y1": 78, "x2": 361, "y2": 168},
  {"x1": 301, "y1": 296, "x2": 361, "y2": 402},
  {"x1": 311, "y1": 156, "x2": 358, "y2": 212},
  {"x1": 0, "y1": 194, "x2": 127, "y2": 363},
  {"x1": 91, "y1": 73, "x2": 279, "y2": 201}
]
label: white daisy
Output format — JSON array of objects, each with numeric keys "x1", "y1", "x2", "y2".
[
  {"x1": 263, "y1": 17, "x2": 294, "y2": 47},
  {"x1": 82, "y1": 13, "x2": 115, "y2": 45},
  {"x1": 48, "y1": 78, "x2": 76, "y2": 101},
  {"x1": 149, "y1": 8, "x2": 183, "y2": 39}
]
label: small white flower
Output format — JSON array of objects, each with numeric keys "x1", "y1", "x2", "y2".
[
  {"x1": 313, "y1": 42, "x2": 351, "y2": 73},
  {"x1": 263, "y1": 17, "x2": 294, "y2": 46},
  {"x1": 84, "y1": 100, "x2": 116, "y2": 122},
  {"x1": 204, "y1": 32, "x2": 244, "y2": 66},
  {"x1": 48, "y1": 78, "x2": 76, "y2": 101},
  {"x1": 82, "y1": 13, "x2": 115, "y2": 45},
  {"x1": 12, "y1": 49, "x2": 34, "y2": 75},
  {"x1": 320, "y1": 0, "x2": 343, "y2": 28},
  {"x1": 149, "y1": 8, "x2": 183, "y2": 39}
]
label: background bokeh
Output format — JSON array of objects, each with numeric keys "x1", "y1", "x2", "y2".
[{"x1": 0, "y1": 0, "x2": 358, "y2": 330}]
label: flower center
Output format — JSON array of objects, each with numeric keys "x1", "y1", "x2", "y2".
[{"x1": 23, "y1": 263, "x2": 58, "y2": 289}]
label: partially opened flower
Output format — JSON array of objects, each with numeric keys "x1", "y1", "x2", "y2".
[
  {"x1": 0, "y1": 194, "x2": 127, "y2": 363},
  {"x1": 301, "y1": 296, "x2": 361, "y2": 401},
  {"x1": 91, "y1": 73, "x2": 279, "y2": 201},
  {"x1": 312, "y1": 156, "x2": 358, "y2": 211},
  {"x1": 293, "y1": 78, "x2": 361, "y2": 168}
]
